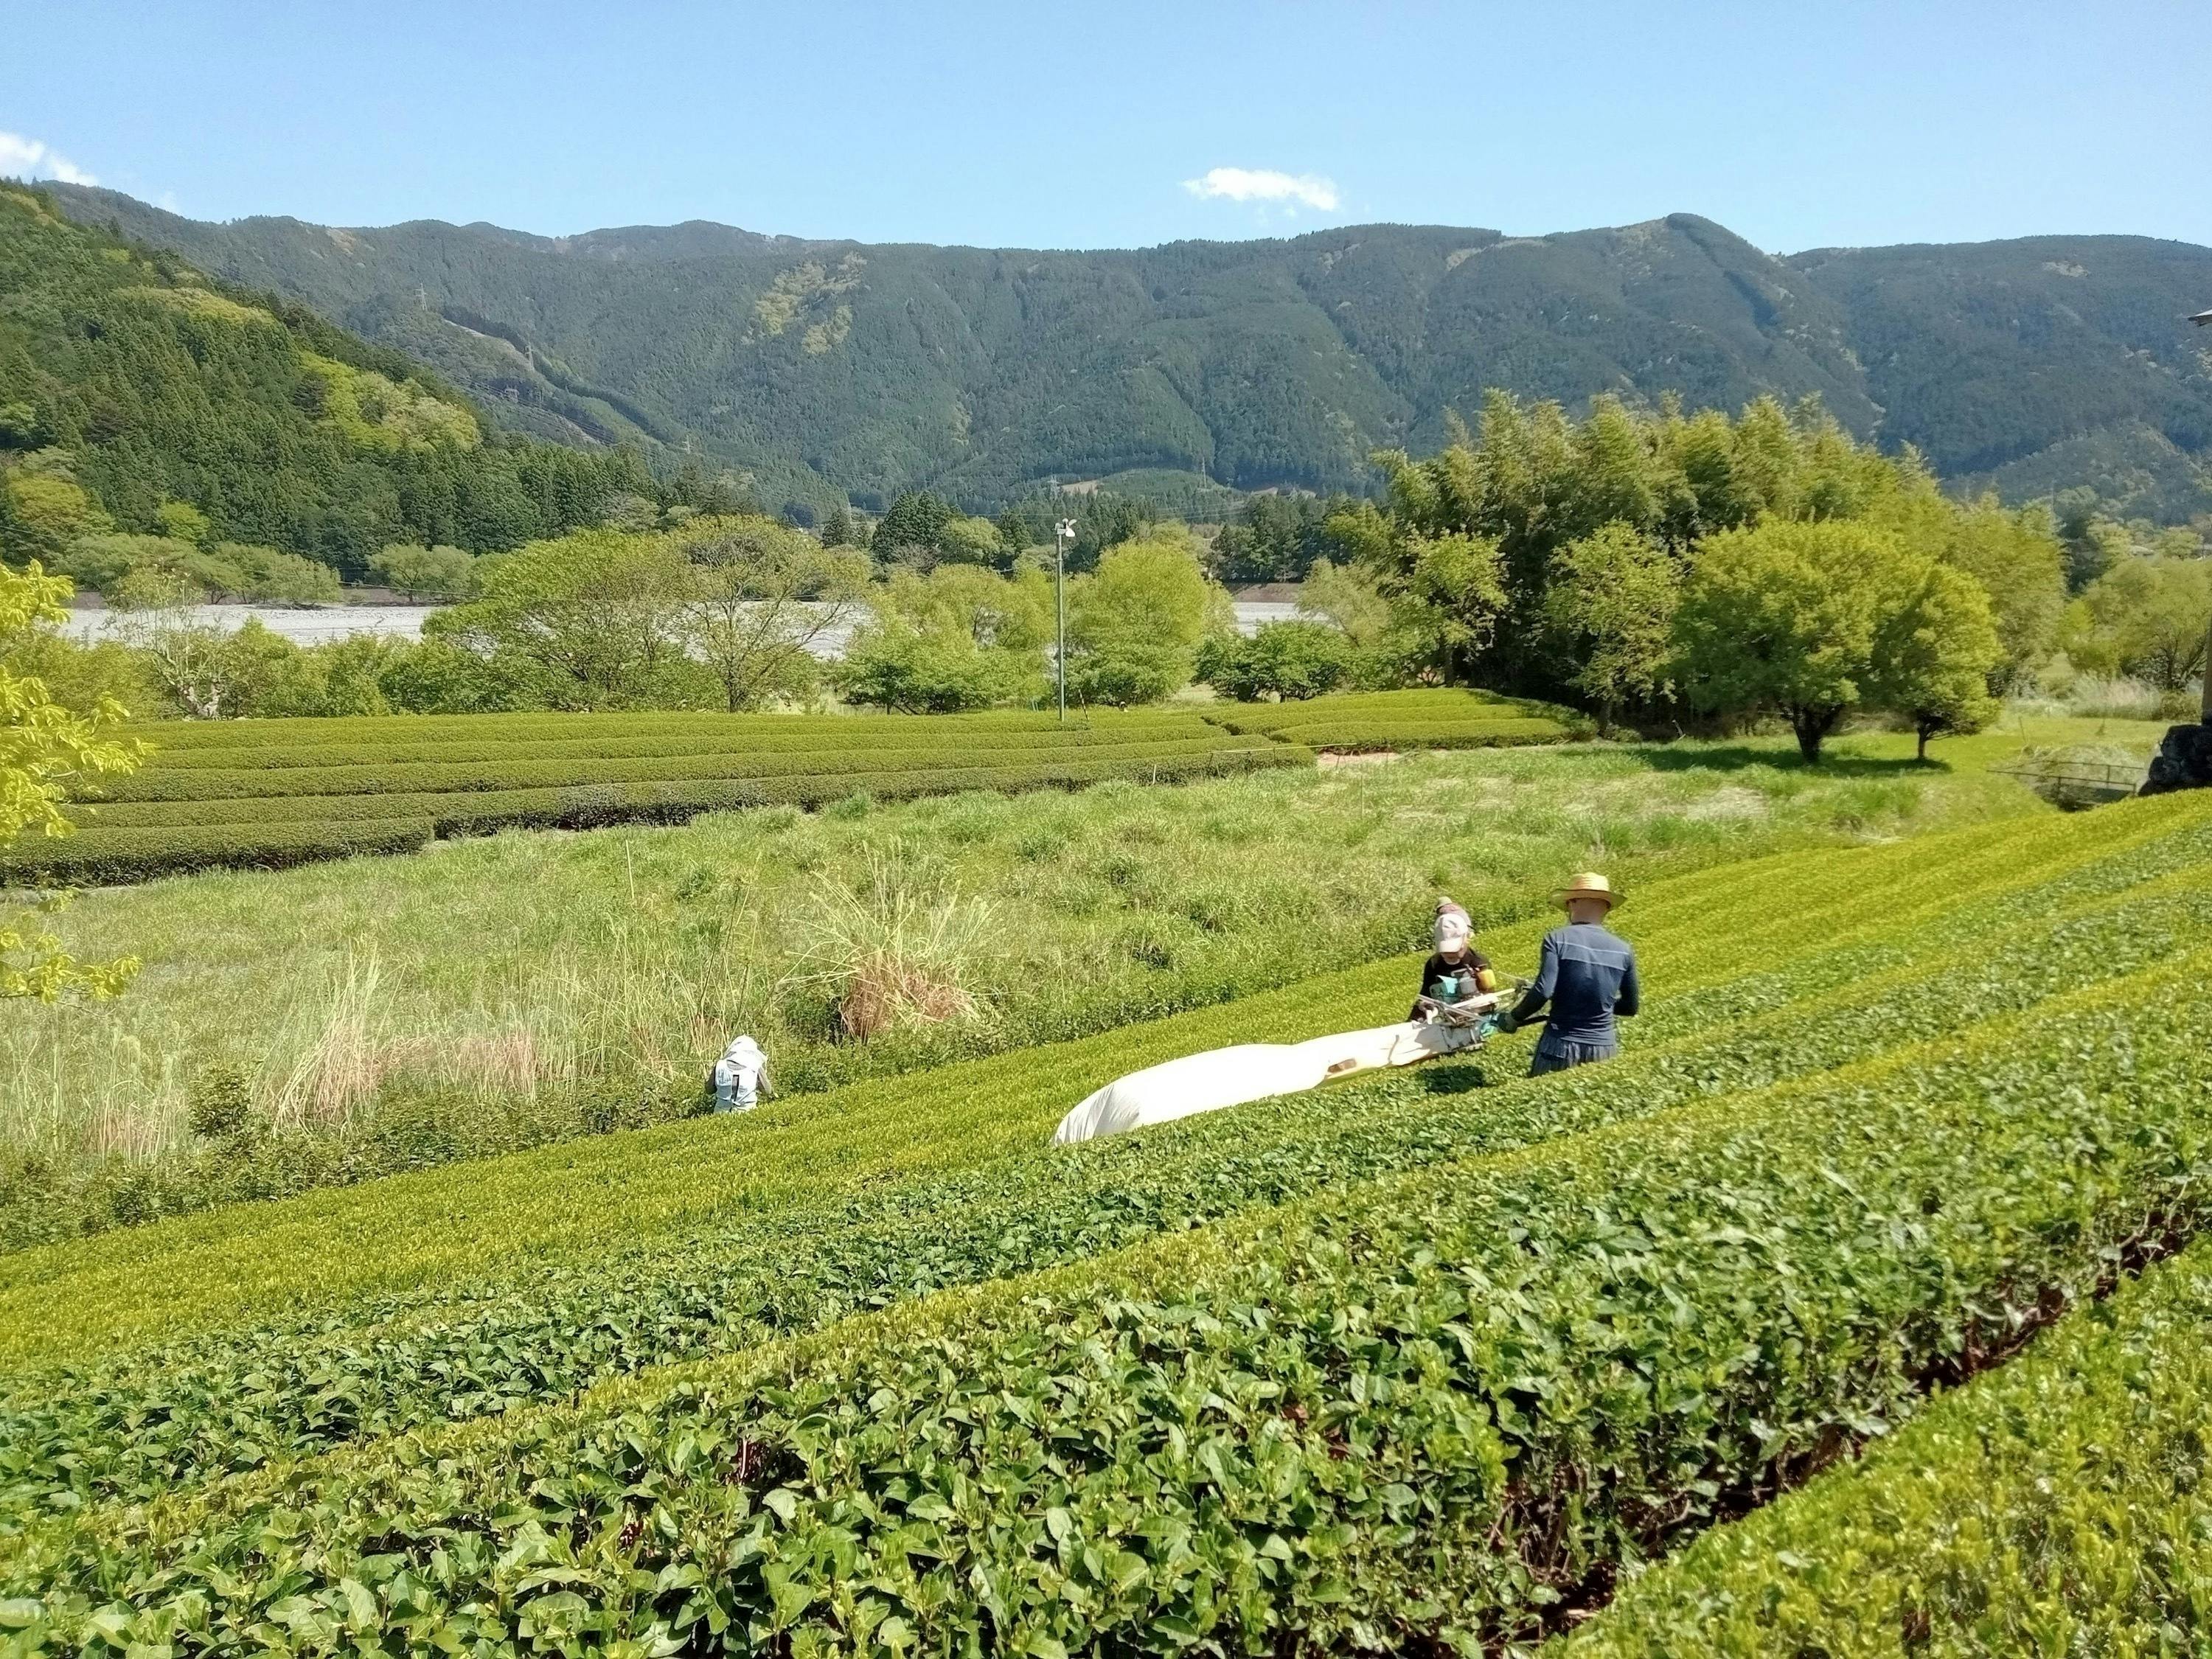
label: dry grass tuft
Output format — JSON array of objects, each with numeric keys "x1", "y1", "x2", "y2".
[{"x1": 796, "y1": 843, "x2": 993, "y2": 1041}]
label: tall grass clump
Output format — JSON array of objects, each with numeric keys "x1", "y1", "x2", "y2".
[{"x1": 793, "y1": 844, "x2": 996, "y2": 1039}]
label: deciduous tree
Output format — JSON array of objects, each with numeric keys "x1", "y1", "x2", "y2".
[
  {"x1": 833, "y1": 624, "x2": 1040, "y2": 713},
  {"x1": 1, "y1": 562, "x2": 142, "y2": 1000},
  {"x1": 678, "y1": 516, "x2": 869, "y2": 712},
  {"x1": 429, "y1": 528, "x2": 697, "y2": 709},
  {"x1": 1871, "y1": 563, "x2": 2003, "y2": 760},
  {"x1": 2064, "y1": 557, "x2": 2212, "y2": 692},
  {"x1": 1540, "y1": 522, "x2": 1681, "y2": 723},
  {"x1": 1672, "y1": 519, "x2": 1910, "y2": 763},
  {"x1": 935, "y1": 515, "x2": 1007, "y2": 567},
  {"x1": 369, "y1": 544, "x2": 481, "y2": 602},
  {"x1": 1370, "y1": 532, "x2": 1510, "y2": 686},
  {"x1": 1065, "y1": 532, "x2": 1227, "y2": 705},
  {"x1": 1196, "y1": 620, "x2": 1354, "y2": 701}
]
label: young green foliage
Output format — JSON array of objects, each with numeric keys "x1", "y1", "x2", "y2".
[{"x1": 0, "y1": 563, "x2": 142, "y2": 999}]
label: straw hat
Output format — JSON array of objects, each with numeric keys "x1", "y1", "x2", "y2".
[{"x1": 1557, "y1": 872, "x2": 1618, "y2": 910}]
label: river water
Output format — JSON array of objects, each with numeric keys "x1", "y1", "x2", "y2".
[{"x1": 63, "y1": 598, "x2": 1307, "y2": 654}]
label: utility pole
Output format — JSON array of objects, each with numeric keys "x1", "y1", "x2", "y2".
[
  {"x1": 1055, "y1": 517, "x2": 1076, "y2": 722},
  {"x1": 2195, "y1": 310, "x2": 2211, "y2": 720}
]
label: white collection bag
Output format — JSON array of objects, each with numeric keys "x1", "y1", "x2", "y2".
[{"x1": 1051, "y1": 1019, "x2": 1479, "y2": 1146}]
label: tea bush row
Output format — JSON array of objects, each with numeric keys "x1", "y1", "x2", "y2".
[
  {"x1": 1, "y1": 795, "x2": 2171, "y2": 1367},
  {"x1": 1254, "y1": 716, "x2": 1572, "y2": 753},
  {"x1": 1569, "y1": 1233, "x2": 2212, "y2": 1656},
  {"x1": 9, "y1": 936, "x2": 2208, "y2": 1655},
  {"x1": 5, "y1": 846, "x2": 2204, "y2": 1522},
  {"x1": 5, "y1": 746, "x2": 1302, "y2": 886},
  {"x1": 139, "y1": 718, "x2": 1213, "y2": 771},
  {"x1": 129, "y1": 707, "x2": 1201, "y2": 745},
  {"x1": 1203, "y1": 687, "x2": 1586, "y2": 750},
  {"x1": 0, "y1": 821, "x2": 435, "y2": 887},
  {"x1": 1201, "y1": 686, "x2": 1567, "y2": 731},
  {"x1": 91, "y1": 737, "x2": 1281, "y2": 804}
]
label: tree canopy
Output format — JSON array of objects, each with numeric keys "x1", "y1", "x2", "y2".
[
  {"x1": 1, "y1": 562, "x2": 142, "y2": 999},
  {"x1": 1066, "y1": 532, "x2": 1229, "y2": 706}
]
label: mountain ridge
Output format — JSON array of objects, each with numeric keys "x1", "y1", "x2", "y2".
[{"x1": 41, "y1": 184, "x2": 2212, "y2": 522}]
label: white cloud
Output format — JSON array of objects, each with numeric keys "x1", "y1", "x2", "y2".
[
  {"x1": 1183, "y1": 167, "x2": 1340, "y2": 212},
  {"x1": 0, "y1": 131, "x2": 98, "y2": 187}
]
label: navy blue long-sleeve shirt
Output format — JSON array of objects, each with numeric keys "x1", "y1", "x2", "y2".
[{"x1": 1512, "y1": 922, "x2": 1640, "y2": 1057}]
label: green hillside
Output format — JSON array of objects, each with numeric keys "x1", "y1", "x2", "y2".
[
  {"x1": 0, "y1": 186, "x2": 651, "y2": 574},
  {"x1": 46, "y1": 184, "x2": 2212, "y2": 521}
]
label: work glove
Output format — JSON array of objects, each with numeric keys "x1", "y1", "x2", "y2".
[{"x1": 1492, "y1": 1009, "x2": 1519, "y2": 1034}]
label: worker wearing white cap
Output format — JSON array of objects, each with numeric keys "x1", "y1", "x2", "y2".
[
  {"x1": 709, "y1": 1034, "x2": 768, "y2": 1113},
  {"x1": 1410, "y1": 897, "x2": 1496, "y2": 1020},
  {"x1": 1495, "y1": 872, "x2": 1639, "y2": 1075}
]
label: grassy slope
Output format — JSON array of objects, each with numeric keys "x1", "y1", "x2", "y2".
[{"x1": 10, "y1": 719, "x2": 2136, "y2": 1176}]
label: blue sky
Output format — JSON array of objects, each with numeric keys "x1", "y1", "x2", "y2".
[{"x1": 7, "y1": 0, "x2": 2209, "y2": 251}]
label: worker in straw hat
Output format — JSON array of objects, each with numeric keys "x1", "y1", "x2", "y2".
[{"x1": 1494, "y1": 872, "x2": 1640, "y2": 1075}]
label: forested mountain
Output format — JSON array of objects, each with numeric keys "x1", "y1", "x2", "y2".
[
  {"x1": 40, "y1": 184, "x2": 2212, "y2": 524},
  {"x1": 0, "y1": 187, "x2": 650, "y2": 575}
]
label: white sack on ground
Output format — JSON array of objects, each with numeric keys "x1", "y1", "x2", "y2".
[{"x1": 1051, "y1": 1020, "x2": 1481, "y2": 1146}]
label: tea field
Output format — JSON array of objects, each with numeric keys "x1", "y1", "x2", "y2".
[
  {"x1": 1, "y1": 709, "x2": 1303, "y2": 886},
  {"x1": 0, "y1": 720, "x2": 2110, "y2": 1245},
  {"x1": 1570, "y1": 1231, "x2": 2212, "y2": 1653},
  {"x1": 1, "y1": 785, "x2": 2206, "y2": 1653},
  {"x1": 1200, "y1": 685, "x2": 1586, "y2": 751},
  {"x1": 1, "y1": 690, "x2": 1603, "y2": 891}
]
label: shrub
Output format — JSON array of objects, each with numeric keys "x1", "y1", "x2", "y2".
[{"x1": 1196, "y1": 620, "x2": 1355, "y2": 701}]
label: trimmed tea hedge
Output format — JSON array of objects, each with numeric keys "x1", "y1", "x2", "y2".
[
  {"x1": 1569, "y1": 1234, "x2": 2212, "y2": 1656},
  {"x1": 1203, "y1": 687, "x2": 1587, "y2": 752},
  {"x1": 0, "y1": 819, "x2": 434, "y2": 886},
  {"x1": 5, "y1": 849, "x2": 2205, "y2": 1519},
  {"x1": 3, "y1": 709, "x2": 1306, "y2": 886},
  {"x1": 7, "y1": 938, "x2": 2208, "y2": 1654},
  {"x1": 1259, "y1": 714, "x2": 1570, "y2": 751},
  {"x1": 128, "y1": 709, "x2": 1203, "y2": 751}
]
